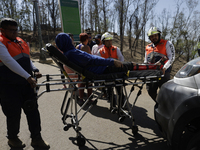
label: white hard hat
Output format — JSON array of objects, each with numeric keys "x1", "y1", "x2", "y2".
[
  {"x1": 101, "y1": 32, "x2": 113, "y2": 41},
  {"x1": 147, "y1": 27, "x2": 161, "y2": 37}
]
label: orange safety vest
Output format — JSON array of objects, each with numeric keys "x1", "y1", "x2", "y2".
[
  {"x1": 145, "y1": 39, "x2": 167, "y2": 57},
  {"x1": 0, "y1": 34, "x2": 32, "y2": 84},
  {"x1": 0, "y1": 34, "x2": 30, "y2": 63},
  {"x1": 99, "y1": 45, "x2": 118, "y2": 59}
]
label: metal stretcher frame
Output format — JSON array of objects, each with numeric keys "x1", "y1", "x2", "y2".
[{"x1": 36, "y1": 43, "x2": 163, "y2": 147}]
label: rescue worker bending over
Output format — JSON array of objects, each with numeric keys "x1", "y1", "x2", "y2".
[{"x1": 144, "y1": 27, "x2": 175, "y2": 102}]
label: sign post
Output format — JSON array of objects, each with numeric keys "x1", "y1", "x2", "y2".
[{"x1": 58, "y1": 0, "x2": 81, "y2": 42}]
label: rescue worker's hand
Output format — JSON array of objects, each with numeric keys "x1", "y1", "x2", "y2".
[
  {"x1": 154, "y1": 61, "x2": 161, "y2": 65},
  {"x1": 34, "y1": 72, "x2": 42, "y2": 78},
  {"x1": 114, "y1": 59, "x2": 123, "y2": 68},
  {"x1": 132, "y1": 62, "x2": 137, "y2": 66},
  {"x1": 162, "y1": 68, "x2": 166, "y2": 75},
  {"x1": 161, "y1": 56, "x2": 168, "y2": 61},
  {"x1": 27, "y1": 76, "x2": 37, "y2": 88}
]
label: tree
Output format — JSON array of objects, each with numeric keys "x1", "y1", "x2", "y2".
[
  {"x1": 88, "y1": 1, "x2": 94, "y2": 32},
  {"x1": 131, "y1": 0, "x2": 158, "y2": 59},
  {"x1": 114, "y1": 0, "x2": 130, "y2": 53},
  {"x1": 101, "y1": 0, "x2": 110, "y2": 32},
  {"x1": 107, "y1": 3, "x2": 117, "y2": 34},
  {"x1": 80, "y1": 0, "x2": 86, "y2": 32},
  {"x1": 169, "y1": 0, "x2": 199, "y2": 62},
  {"x1": 1, "y1": 0, "x2": 18, "y2": 18},
  {"x1": 94, "y1": 0, "x2": 100, "y2": 33},
  {"x1": 18, "y1": 0, "x2": 32, "y2": 38},
  {"x1": 46, "y1": 0, "x2": 59, "y2": 35},
  {"x1": 127, "y1": 0, "x2": 139, "y2": 50},
  {"x1": 157, "y1": 8, "x2": 170, "y2": 40}
]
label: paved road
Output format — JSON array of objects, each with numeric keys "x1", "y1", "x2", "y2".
[{"x1": 0, "y1": 60, "x2": 170, "y2": 150}]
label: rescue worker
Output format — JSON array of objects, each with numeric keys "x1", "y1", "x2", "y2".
[
  {"x1": 0, "y1": 18, "x2": 50, "y2": 149},
  {"x1": 97, "y1": 32, "x2": 124, "y2": 61},
  {"x1": 144, "y1": 27, "x2": 175, "y2": 102},
  {"x1": 97, "y1": 32, "x2": 125, "y2": 106}
]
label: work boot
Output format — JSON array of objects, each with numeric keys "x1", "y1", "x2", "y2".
[
  {"x1": 8, "y1": 137, "x2": 26, "y2": 148},
  {"x1": 31, "y1": 137, "x2": 50, "y2": 149}
]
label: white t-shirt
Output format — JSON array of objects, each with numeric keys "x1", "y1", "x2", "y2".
[
  {"x1": 0, "y1": 41, "x2": 33, "y2": 79},
  {"x1": 91, "y1": 44, "x2": 104, "y2": 55}
]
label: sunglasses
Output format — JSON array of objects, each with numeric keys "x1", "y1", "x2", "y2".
[{"x1": 4, "y1": 28, "x2": 18, "y2": 33}]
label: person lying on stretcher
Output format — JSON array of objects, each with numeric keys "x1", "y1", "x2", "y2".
[{"x1": 55, "y1": 33, "x2": 164, "y2": 75}]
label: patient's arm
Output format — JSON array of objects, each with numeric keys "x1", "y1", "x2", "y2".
[{"x1": 114, "y1": 59, "x2": 123, "y2": 68}]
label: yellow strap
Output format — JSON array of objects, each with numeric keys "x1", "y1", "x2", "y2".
[
  {"x1": 82, "y1": 75, "x2": 85, "y2": 80},
  {"x1": 63, "y1": 70, "x2": 85, "y2": 81},
  {"x1": 62, "y1": 70, "x2": 69, "y2": 78},
  {"x1": 126, "y1": 70, "x2": 130, "y2": 77}
]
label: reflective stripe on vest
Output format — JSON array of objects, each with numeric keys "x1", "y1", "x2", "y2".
[
  {"x1": 99, "y1": 45, "x2": 118, "y2": 59},
  {"x1": 146, "y1": 39, "x2": 167, "y2": 58},
  {"x1": 0, "y1": 53, "x2": 30, "y2": 66}
]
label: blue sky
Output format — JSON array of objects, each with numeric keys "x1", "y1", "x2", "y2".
[
  {"x1": 143, "y1": 0, "x2": 200, "y2": 41},
  {"x1": 155, "y1": 0, "x2": 200, "y2": 14},
  {"x1": 156, "y1": 0, "x2": 177, "y2": 13}
]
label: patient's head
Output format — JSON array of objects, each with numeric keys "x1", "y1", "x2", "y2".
[{"x1": 55, "y1": 33, "x2": 75, "y2": 53}]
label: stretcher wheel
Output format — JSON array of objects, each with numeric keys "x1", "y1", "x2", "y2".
[
  {"x1": 132, "y1": 125, "x2": 138, "y2": 135},
  {"x1": 77, "y1": 135, "x2": 85, "y2": 147},
  {"x1": 118, "y1": 116, "x2": 126, "y2": 122},
  {"x1": 63, "y1": 124, "x2": 71, "y2": 131},
  {"x1": 71, "y1": 118, "x2": 81, "y2": 131}
]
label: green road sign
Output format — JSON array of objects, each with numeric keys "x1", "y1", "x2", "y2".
[{"x1": 58, "y1": 0, "x2": 81, "y2": 41}]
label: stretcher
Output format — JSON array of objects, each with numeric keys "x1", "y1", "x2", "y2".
[{"x1": 36, "y1": 43, "x2": 163, "y2": 147}]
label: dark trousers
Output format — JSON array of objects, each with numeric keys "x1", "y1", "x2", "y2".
[
  {"x1": 103, "y1": 62, "x2": 132, "y2": 105},
  {"x1": 0, "y1": 84, "x2": 41, "y2": 139},
  {"x1": 103, "y1": 62, "x2": 133, "y2": 74},
  {"x1": 146, "y1": 71, "x2": 171, "y2": 101},
  {"x1": 107, "y1": 85, "x2": 125, "y2": 106}
]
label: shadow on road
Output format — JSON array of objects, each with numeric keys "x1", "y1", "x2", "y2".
[
  {"x1": 68, "y1": 131, "x2": 169, "y2": 150},
  {"x1": 68, "y1": 101, "x2": 170, "y2": 150}
]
